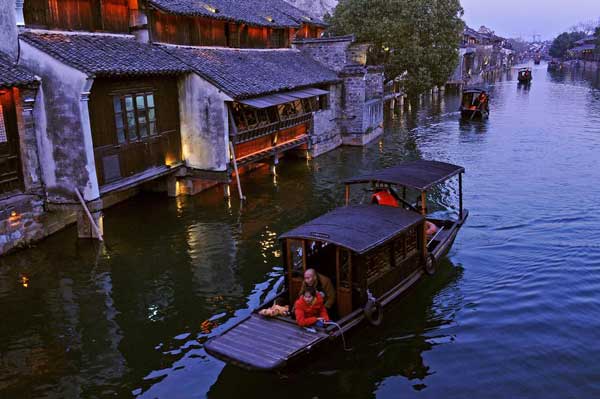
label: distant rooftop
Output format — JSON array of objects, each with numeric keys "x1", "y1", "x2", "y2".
[{"x1": 148, "y1": 0, "x2": 326, "y2": 28}]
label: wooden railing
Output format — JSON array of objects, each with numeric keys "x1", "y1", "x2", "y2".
[{"x1": 230, "y1": 113, "x2": 313, "y2": 144}]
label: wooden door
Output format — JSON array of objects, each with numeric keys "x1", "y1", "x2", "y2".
[
  {"x1": 0, "y1": 90, "x2": 23, "y2": 194},
  {"x1": 336, "y1": 247, "x2": 353, "y2": 317}
]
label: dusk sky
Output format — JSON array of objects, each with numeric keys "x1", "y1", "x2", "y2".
[{"x1": 460, "y1": 0, "x2": 599, "y2": 40}]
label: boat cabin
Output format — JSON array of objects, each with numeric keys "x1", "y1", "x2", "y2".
[
  {"x1": 343, "y1": 160, "x2": 467, "y2": 266},
  {"x1": 518, "y1": 67, "x2": 532, "y2": 83},
  {"x1": 205, "y1": 160, "x2": 468, "y2": 371},
  {"x1": 280, "y1": 204, "x2": 425, "y2": 319},
  {"x1": 459, "y1": 88, "x2": 489, "y2": 120}
]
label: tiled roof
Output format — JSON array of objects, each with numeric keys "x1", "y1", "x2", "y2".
[
  {"x1": 164, "y1": 46, "x2": 339, "y2": 99},
  {"x1": 0, "y1": 52, "x2": 38, "y2": 88},
  {"x1": 20, "y1": 32, "x2": 190, "y2": 77},
  {"x1": 148, "y1": 0, "x2": 325, "y2": 28},
  {"x1": 570, "y1": 44, "x2": 596, "y2": 52}
]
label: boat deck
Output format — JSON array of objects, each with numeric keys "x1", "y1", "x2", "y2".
[{"x1": 205, "y1": 314, "x2": 329, "y2": 370}]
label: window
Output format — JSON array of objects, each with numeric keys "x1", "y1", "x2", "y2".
[
  {"x1": 319, "y1": 94, "x2": 329, "y2": 110},
  {"x1": 0, "y1": 105, "x2": 6, "y2": 143},
  {"x1": 112, "y1": 92, "x2": 157, "y2": 143}
]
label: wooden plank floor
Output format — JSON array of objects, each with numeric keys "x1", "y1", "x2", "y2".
[{"x1": 206, "y1": 314, "x2": 328, "y2": 370}]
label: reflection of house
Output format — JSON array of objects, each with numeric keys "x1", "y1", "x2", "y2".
[{"x1": 0, "y1": 0, "x2": 385, "y2": 255}]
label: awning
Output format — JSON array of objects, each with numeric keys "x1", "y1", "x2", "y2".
[{"x1": 239, "y1": 88, "x2": 329, "y2": 109}]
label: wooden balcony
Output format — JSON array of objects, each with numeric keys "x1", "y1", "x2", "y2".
[{"x1": 230, "y1": 113, "x2": 312, "y2": 145}]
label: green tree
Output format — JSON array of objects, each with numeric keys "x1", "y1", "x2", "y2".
[
  {"x1": 549, "y1": 31, "x2": 586, "y2": 59},
  {"x1": 326, "y1": 0, "x2": 464, "y2": 96}
]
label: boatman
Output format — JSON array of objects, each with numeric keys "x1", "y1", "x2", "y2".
[{"x1": 301, "y1": 268, "x2": 336, "y2": 311}]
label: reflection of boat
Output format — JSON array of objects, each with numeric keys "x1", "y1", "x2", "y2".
[
  {"x1": 517, "y1": 67, "x2": 532, "y2": 83},
  {"x1": 205, "y1": 160, "x2": 468, "y2": 371},
  {"x1": 459, "y1": 88, "x2": 489, "y2": 120},
  {"x1": 547, "y1": 60, "x2": 562, "y2": 71}
]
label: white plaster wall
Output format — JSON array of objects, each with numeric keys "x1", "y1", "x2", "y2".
[
  {"x1": 178, "y1": 74, "x2": 231, "y2": 171},
  {"x1": 18, "y1": 40, "x2": 100, "y2": 202}
]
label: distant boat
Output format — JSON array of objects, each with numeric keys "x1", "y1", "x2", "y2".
[
  {"x1": 534, "y1": 54, "x2": 541, "y2": 65},
  {"x1": 518, "y1": 67, "x2": 532, "y2": 83},
  {"x1": 459, "y1": 88, "x2": 489, "y2": 120}
]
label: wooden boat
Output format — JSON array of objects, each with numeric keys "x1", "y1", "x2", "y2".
[
  {"x1": 547, "y1": 60, "x2": 561, "y2": 71},
  {"x1": 459, "y1": 88, "x2": 489, "y2": 120},
  {"x1": 517, "y1": 67, "x2": 532, "y2": 83},
  {"x1": 205, "y1": 160, "x2": 468, "y2": 371}
]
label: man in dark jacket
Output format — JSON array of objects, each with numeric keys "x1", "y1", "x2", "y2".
[{"x1": 300, "y1": 268, "x2": 336, "y2": 310}]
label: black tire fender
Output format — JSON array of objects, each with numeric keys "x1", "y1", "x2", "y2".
[
  {"x1": 364, "y1": 299, "x2": 383, "y2": 327},
  {"x1": 425, "y1": 253, "x2": 437, "y2": 276}
]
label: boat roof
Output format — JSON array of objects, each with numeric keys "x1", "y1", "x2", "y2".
[
  {"x1": 518, "y1": 67, "x2": 531, "y2": 71},
  {"x1": 463, "y1": 87, "x2": 486, "y2": 94},
  {"x1": 279, "y1": 205, "x2": 424, "y2": 254},
  {"x1": 344, "y1": 160, "x2": 465, "y2": 191}
]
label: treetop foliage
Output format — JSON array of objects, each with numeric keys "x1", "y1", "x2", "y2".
[{"x1": 326, "y1": 0, "x2": 464, "y2": 96}]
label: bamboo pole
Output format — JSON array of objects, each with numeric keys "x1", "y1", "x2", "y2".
[
  {"x1": 229, "y1": 141, "x2": 246, "y2": 201},
  {"x1": 73, "y1": 187, "x2": 104, "y2": 242}
]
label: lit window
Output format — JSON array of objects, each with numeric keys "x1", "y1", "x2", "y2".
[{"x1": 0, "y1": 105, "x2": 6, "y2": 143}]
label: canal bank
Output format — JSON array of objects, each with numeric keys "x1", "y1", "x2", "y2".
[{"x1": 1, "y1": 64, "x2": 600, "y2": 398}]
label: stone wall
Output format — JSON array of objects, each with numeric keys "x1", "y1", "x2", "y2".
[
  {"x1": 365, "y1": 66, "x2": 384, "y2": 100},
  {"x1": 292, "y1": 36, "x2": 353, "y2": 72},
  {"x1": 310, "y1": 83, "x2": 342, "y2": 157}
]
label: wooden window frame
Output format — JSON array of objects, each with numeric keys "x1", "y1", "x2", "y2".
[{"x1": 111, "y1": 91, "x2": 157, "y2": 145}]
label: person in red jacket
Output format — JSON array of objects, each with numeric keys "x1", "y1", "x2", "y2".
[{"x1": 294, "y1": 286, "x2": 329, "y2": 327}]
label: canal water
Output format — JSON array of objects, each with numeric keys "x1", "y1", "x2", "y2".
[{"x1": 1, "y1": 64, "x2": 600, "y2": 398}]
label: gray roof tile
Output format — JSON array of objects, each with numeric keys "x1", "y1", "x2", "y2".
[
  {"x1": 164, "y1": 46, "x2": 339, "y2": 99},
  {"x1": 149, "y1": 0, "x2": 325, "y2": 28},
  {"x1": 20, "y1": 32, "x2": 191, "y2": 77},
  {"x1": 0, "y1": 52, "x2": 38, "y2": 88}
]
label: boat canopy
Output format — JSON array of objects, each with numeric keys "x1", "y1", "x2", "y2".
[
  {"x1": 279, "y1": 205, "x2": 424, "y2": 254},
  {"x1": 462, "y1": 87, "x2": 486, "y2": 94},
  {"x1": 519, "y1": 67, "x2": 531, "y2": 71},
  {"x1": 344, "y1": 160, "x2": 464, "y2": 191}
]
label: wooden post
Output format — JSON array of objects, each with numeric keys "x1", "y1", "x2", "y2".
[
  {"x1": 345, "y1": 184, "x2": 350, "y2": 206},
  {"x1": 74, "y1": 188, "x2": 104, "y2": 241},
  {"x1": 229, "y1": 141, "x2": 246, "y2": 201},
  {"x1": 459, "y1": 173, "x2": 463, "y2": 220}
]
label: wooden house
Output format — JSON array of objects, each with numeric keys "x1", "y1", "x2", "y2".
[
  {"x1": 147, "y1": 0, "x2": 325, "y2": 48},
  {"x1": 164, "y1": 46, "x2": 340, "y2": 171},
  {"x1": 19, "y1": 31, "x2": 190, "y2": 209}
]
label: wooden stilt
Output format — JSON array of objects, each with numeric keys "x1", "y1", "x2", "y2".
[
  {"x1": 229, "y1": 141, "x2": 246, "y2": 201},
  {"x1": 74, "y1": 187, "x2": 103, "y2": 241}
]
